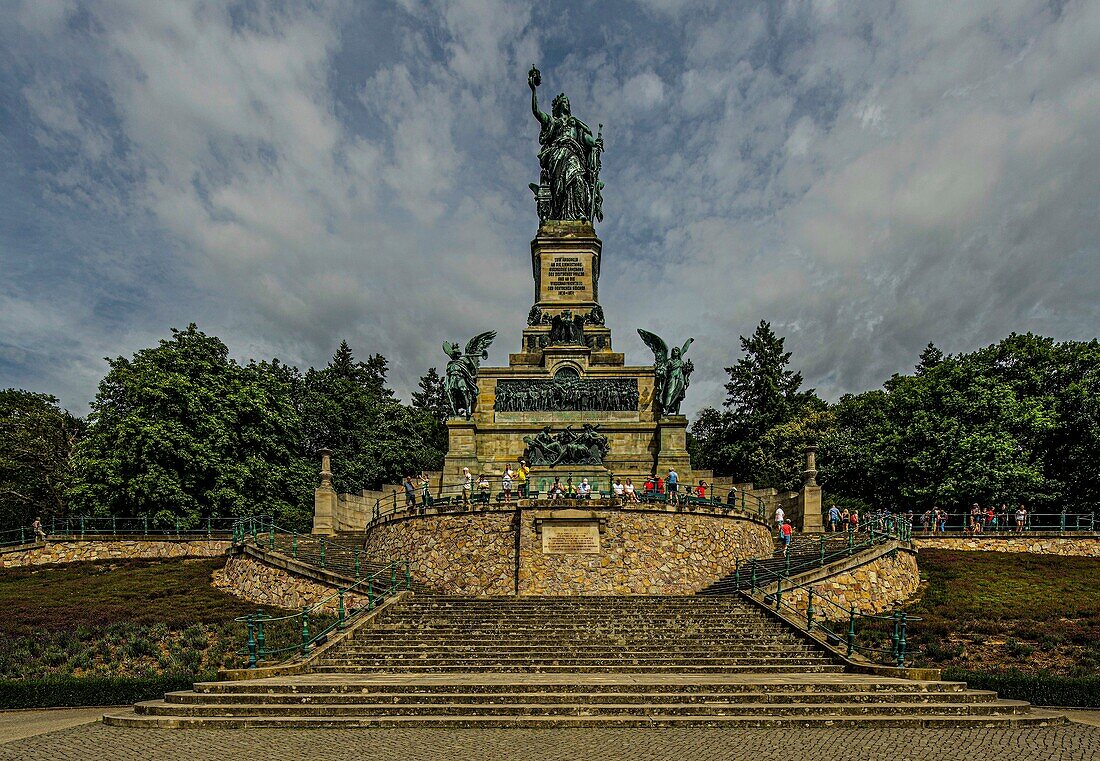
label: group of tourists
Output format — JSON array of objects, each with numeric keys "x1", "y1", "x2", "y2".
[
  {"x1": 457, "y1": 461, "x2": 533, "y2": 506},
  {"x1": 919, "y1": 503, "x2": 1031, "y2": 534},
  {"x1": 825, "y1": 504, "x2": 865, "y2": 533}
]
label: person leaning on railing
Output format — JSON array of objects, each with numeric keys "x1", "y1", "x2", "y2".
[{"x1": 461, "y1": 467, "x2": 472, "y2": 507}]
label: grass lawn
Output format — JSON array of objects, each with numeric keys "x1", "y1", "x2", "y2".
[
  {"x1": 0, "y1": 558, "x2": 294, "y2": 681},
  {"x1": 906, "y1": 549, "x2": 1100, "y2": 676}
]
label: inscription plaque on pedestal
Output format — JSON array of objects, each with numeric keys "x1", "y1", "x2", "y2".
[{"x1": 541, "y1": 522, "x2": 601, "y2": 554}]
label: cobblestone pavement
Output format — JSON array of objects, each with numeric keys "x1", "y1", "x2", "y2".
[{"x1": 2, "y1": 723, "x2": 1100, "y2": 760}]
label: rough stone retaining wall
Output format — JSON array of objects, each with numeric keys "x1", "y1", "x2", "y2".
[
  {"x1": 913, "y1": 536, "x2": 1100, "y2": 556},
  {"x1": 773, "y1": 545, "x2": 920, "y2": 618},
  {"x1": 362, "y1": 513, "x2": 516, "y2": 596},
  {"x1": 0, "y1": 539, "x2": 231, "y2": 569},
  {"x1": 212, "y1": 554, "x2": 353, "y2": 613},
  {"x1": 360, "y1": 509, "x2": 773, "y2": 596},
  {"x1": 519, "y1": 512, "x2": 773, "y2": 596}
]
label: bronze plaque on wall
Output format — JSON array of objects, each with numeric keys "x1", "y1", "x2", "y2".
[{"x1": 541, "y1": 522, "x2": 601, "y2": 554}]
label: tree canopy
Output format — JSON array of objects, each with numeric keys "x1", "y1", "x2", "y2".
[{"x1": 0, "y1": 390, "x2": 83, "y2": 534}]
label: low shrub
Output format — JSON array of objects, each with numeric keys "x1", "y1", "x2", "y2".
[
  {"x1": 945, "y1": 668, "x2": 1100, "y2": 708},
  {"x1": 0, "y1": 674, "x2": 210, "y2": 709}
]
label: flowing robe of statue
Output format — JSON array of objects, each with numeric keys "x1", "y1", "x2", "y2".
[
  {"x1": 442, "y1": 332, "x2": 497, "y2": 418},
  {"x1": 529, "y1": 67, "x2": 603, "y2": 222},
  {"x1": 663, "y1": 351, "x2": 694, "y2": 415},
  {"x1": 539, "y1": 115, "x2": 591, "y2": 220}
]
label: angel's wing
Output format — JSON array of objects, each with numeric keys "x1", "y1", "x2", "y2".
[
  {"x1": 442, "y1": 341, "x2": 458, "y2": 357},
  {"x1": 464, "y1": 330, "x2": 497, "y2": 359},
  {"x1": 637, "y1": 329, "x2": 668, "y2": 363},
  {"x1": 680, "y1": 337, "x2": 695, "y2": 356}
]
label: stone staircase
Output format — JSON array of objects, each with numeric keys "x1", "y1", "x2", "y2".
[
  {"x1": 310, "y1": 595, "x2": 841, "y2": 674},
  {"x1": 104, "y1": 594, "x2": 1064, "y2": 728},
  {"x1": 700, "y1": 531, "x2": 875, "y2": 594},
  {"x1": 247, "y1": 532, "x2": 433, "y2": 594}
]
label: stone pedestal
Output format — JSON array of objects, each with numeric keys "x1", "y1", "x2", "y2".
[
  {"x1": 655, "y1": 416, "x2": 692, "y2": 483},
  {"x1": 312, "y1": 449, "x2": 336, "y2": 536},
  {"x1": 797, "y1": 445, "x2": 823, "y2": 533}
]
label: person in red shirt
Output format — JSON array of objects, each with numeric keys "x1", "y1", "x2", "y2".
[
  {"x1": 780, "y1": 519, "x2": 793, "y2": 554},
  {"x1": 656, "y1": 476, "x2": 665, "y2": 495},
  {"x1": 696, "y1": 481, "x2": 707, "y2": 499},
  {"x1": 643, "y1": 476, "x2": 655, "y2": 498}
]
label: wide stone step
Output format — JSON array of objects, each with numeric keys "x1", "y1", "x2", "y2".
[
  {"x1": 134, "y1": 700, "x2": 1028, "y2": 719},
  {"x1": 333, "y1": 646, "x2": 822, "y2": 655},
  {"x1": 166, "y1": 689, "x2": 996, "y2": 706},
  {"x1": 104, "y1": 707, "x2": 1064, "y2": 729},
  {"x1": 192, "y1": 679, "x2": 971, "y2": 696},
  {"x1": 309, "y1": 664, "x2": 846, "y2": 674},
  {"x1": 315, "y1": 657, "x2": 837, "y2": 668}
]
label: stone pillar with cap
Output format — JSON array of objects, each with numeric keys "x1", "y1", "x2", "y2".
[
  {"x1": 312, "y1": 448, "x2": 337, "y2": 536},
  {"x1": 797, "y1": 445, "x2": 823, "y2": 533}
]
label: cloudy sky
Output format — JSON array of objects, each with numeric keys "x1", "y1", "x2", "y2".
[{"x1": 2, "y1": 0, "x2": 1097, "y2": 416}]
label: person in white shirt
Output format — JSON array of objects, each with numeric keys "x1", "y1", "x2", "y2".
[
  {"x1": 624, "y1": 479, "x2": 639, "y2": 503},
  {"x1": 578, "y1": 478, "x2": 592, "y2": 499},
  {"x1": 502, "y1": 465, "x2": 514, "y2": 503},
  {"x1": 774, "y1": 506, "x2": 785, "y2": 534},
  {"x1": 612, "y1": 477, "x2": 625, "y2": 503},
  {"x1": 461, "y1": 467, "x2": 472, "y2": 507}
]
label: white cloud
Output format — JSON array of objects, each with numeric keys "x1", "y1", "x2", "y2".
[{"x1": 2, "y1": 0, "x2": 1097, "y2": 419}]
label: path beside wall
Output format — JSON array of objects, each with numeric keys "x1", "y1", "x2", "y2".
[
  {"x1": 913, "y1": 535, "x2": 1100, "y2": 557},
  {"x1": 0, "y1": 539, "x2": 231, "y2": 569}
]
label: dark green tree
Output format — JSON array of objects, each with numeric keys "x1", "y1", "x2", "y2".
[
  {"x1": 411, "y1": 367, "x2": 448, "y2": 470},
  {"x1": 301, "y1": 343, "x2": 441, "y2": 492},
  {"x1": 690, "y1": 321, "x2": 824, "y2": 489},
  {"x1": 66, "y1": 325, "x2": 311, "y2": 528},
  {"x1": 0, "y1": 390, "x2": 84, "y2": 533},
  {"x1": 724, "y1": 320, "x2": 820, "y2": 434}
]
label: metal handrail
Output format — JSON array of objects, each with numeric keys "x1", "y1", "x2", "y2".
[
  {"x1": 913, "y1": 510, "x2": 1097, "y2": 534},
  {"x1": 743, "y1": 521, "x2": 920, "y2": 667},
  {"x1": 230, "y1": 518, "x2": 410, "y2": 668},
  {"x1": 367, "y1": 477, "x2": 770, "y2": 531},
  {"x1": 1, "y1": 516, "x2": 241, "y2": 548}
]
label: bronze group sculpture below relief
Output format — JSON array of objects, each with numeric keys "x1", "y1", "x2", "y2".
[
  {"x1": 443, "y1": 331, "x2": 497, "y2": 419},
  {"x1": 638, "y1": 329, "x2": 695, "y2": 416},
  {"x1": 495, "y1": 377, "x2": 638, "y2": 412},
  {"x1": 523, "y1": 424, "x2": 611, "y2": 467}
]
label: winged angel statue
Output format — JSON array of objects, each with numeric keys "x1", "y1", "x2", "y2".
[
  {"x1": 443, "y1": 332, "x2": 497, "y2": 419},
  {"x1": 637, "y1": 330, "x2": 695, "y2": 416}
]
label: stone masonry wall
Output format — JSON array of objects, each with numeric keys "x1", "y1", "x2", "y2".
[
  {"x1": 776, "y1": 547, "x2": 920, "y2": 618},
  {"x1": 913, "y1": 536, "x2": 1100, "y2": 557},
  {"x1": 519, "y1": 512, "x2": 773, "y2": 596},
  {"x1": 359, "y1": 508, "x2": 773, "y2": 596},
  {"x1": 0, "y1": 539, "x2": 231, "y2": 569},
  {"x1": 362, "y1": 512, "x2": 516, "y2": 596},
  {"x1": 212, "y1": 554, "x2": 356, "y2": 613}
]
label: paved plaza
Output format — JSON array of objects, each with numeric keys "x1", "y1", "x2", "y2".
[{"x1": 1, "y1": 721, "x2": 1099, "y2": 761}]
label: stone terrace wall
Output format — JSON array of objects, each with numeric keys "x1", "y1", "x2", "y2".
[
  {"x1": 773, "y1": 545, "x2": 920, "y2": 618},
  {"x1": 913, "y1": 536, "x2": 1100, "y2": 557},
  {"x1": 519, "y1": 512, "x2": 773, "y2": 596},
  {"x1": 0, "y1": 539, "x2": 231, "y2": 569},
  {"x1": 363, "y1": 512, "x2": 516, "y2": 596},
  {"x1": 359, "y1": 508, "x2": 773, "y2": 596},
  {"x1": 213, "y1": 554, "x2": 354, "y2": 613}
]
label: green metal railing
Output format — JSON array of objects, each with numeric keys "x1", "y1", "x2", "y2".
[
  {"x1": 716, "y1": 516, "x2": 911, "y2": 594},
  {"x1": 747, "y1": 546, "x2": 921, "y2": 668},
  {"x1": 917, "y1": 510, "x2": 1096, "y2": 534},
  {"x1": 234, "y1": 556, "x2": 410, "y2": 668},
  {"x1": 369, "y1": 476, "x2": 770, "y2": 530},
  {"x1": 0, "y1": 516, "x2": 241, "y2": 548}
]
